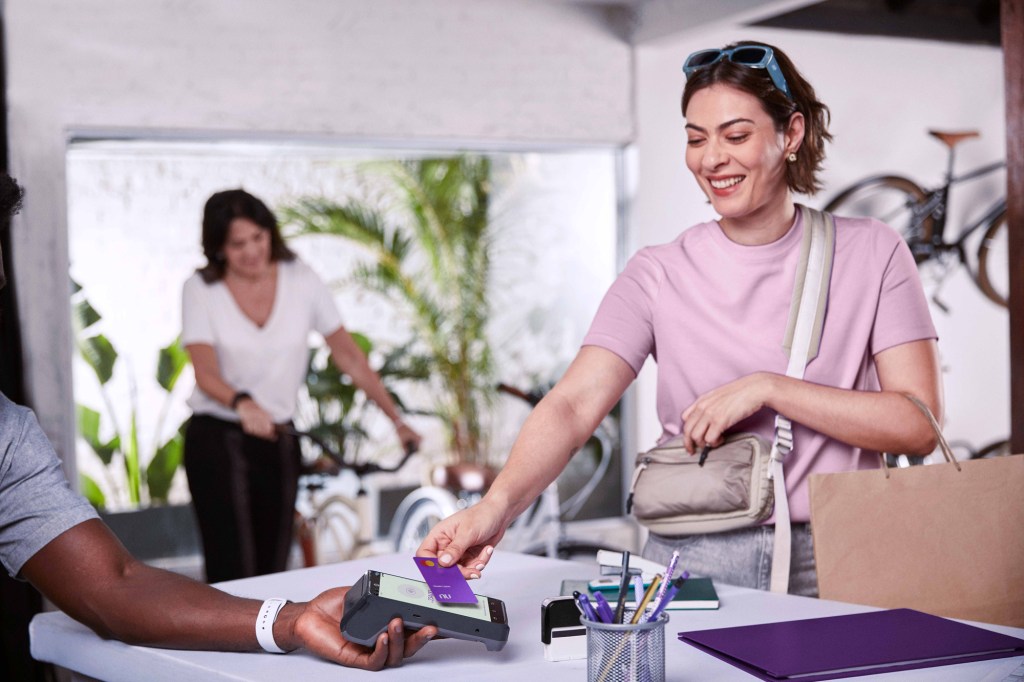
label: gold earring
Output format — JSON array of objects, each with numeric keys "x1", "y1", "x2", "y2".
[{"x1": 787, "y1": 152, "x2": 797, "y2": 163}]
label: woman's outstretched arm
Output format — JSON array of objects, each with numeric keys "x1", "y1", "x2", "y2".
[{"x1": 417, "y1": 346, "x2": 635, "y2": 577}]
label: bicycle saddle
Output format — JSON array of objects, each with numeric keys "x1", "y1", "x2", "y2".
[
  {"x1": 431, "y1": 463, "x2": 498, "y2": 494},
  {"x1": 928, "y1": 130, "x2": 979, "y2": 148}
]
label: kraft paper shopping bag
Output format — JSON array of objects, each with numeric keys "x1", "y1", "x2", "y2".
[{"x1": 810, "y1": 396, "x2": 1024, "y2": 628}]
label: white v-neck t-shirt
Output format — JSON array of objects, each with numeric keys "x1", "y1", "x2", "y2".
[{"x1": 181, "y1": 259, "x2": 343, "y2": 423}]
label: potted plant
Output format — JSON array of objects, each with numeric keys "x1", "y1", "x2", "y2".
[
  {"x1": 283, "y1": 155, "x2": 499, "y2": 477},
  {"x1": 72, "y1": 281, "x2": 197, "y2": 559}
]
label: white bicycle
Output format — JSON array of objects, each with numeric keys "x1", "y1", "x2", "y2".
[
  {"x1": 387, "y1": 383, "x2": 624, "y2": 560},
  {"x1": 286, "y1": 427, "x2": 419, "y2": 566}
]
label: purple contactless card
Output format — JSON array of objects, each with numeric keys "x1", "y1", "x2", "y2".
[{"x1": 413, "y1": 557, "x2": 478, "y2": 604}]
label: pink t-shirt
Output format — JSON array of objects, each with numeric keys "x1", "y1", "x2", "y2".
[{"x1": 582, "y1": 209, "x2": 937, "y2": 522}]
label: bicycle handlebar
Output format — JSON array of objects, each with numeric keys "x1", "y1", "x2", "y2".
[
  {"x1": 496, "y1": 382, "x2": 544, "y2": 406},
  {"x1": 278, "y1": 425, "x2": 419, "y2": 477}
]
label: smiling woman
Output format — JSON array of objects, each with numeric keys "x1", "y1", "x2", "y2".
[
  {"x1": 683, "y1": 83, "x2": 803, "y2": 245},
  {"x1": 416, "y1": 40, "x2": 943, "y2": 601}
]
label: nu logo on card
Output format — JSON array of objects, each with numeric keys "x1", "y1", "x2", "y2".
[{"x1": 413, "y1": 556, "x2": 477, "y2": 604}]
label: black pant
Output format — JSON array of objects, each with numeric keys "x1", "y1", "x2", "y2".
[{"x1": 184, "y1": 415, "x2": 300, "y2": 583}]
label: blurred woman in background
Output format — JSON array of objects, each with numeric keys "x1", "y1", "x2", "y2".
[{"x1": 182, "y1": 188, "x2": 420, "y2": 582}]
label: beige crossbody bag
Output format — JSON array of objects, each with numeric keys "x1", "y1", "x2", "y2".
[{"x1": 626, "y1": 205, "x2": 835, "y2": 593}]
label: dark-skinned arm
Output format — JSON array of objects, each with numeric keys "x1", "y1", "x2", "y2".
[{"x1": 22, "y1": 519, "x2": 435, "y2": 669}]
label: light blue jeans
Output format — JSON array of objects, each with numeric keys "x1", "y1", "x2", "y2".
[{"x1": 643, "y1": 523, "x2": 819, "y2": 597}]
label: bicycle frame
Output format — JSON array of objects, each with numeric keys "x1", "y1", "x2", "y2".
[
  {"x1": 924, "y1": 157, "x2": 1006, "y2": 253},
  {"x1": 824, "y1": 130, "x2": 1008, "y2": 310}
]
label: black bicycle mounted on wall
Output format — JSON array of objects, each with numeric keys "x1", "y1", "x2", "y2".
[{"x1": 824, "y1": 129, "x2": 1007, "y2": 312}]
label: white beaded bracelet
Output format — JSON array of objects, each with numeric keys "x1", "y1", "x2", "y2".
[{"x1": 256, "y1": 598, "x2": 289, "y2": 654}]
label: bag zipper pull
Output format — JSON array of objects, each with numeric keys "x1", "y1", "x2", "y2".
[{"x1": 626, "y1": 457, "x2": 649, "y2": 514}]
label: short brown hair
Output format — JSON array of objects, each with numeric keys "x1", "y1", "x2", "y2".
[{"x1": 681, "y1": 41, "x2": 832, "y2": 195}]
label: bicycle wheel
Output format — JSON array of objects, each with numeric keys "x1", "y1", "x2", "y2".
[
  {"x1": 389, "y1": 489, "x2": 460, "y2": 554},
  {"x1": 975, "y1": 210, "x2": 1008, "y2": 308},
  {"x1": 311, "y1": 496, "x2": 361, "y2": 565},
  {"x1": 972, "y1": 439, "x2": 1011, "y2": 460},
  {"x1": 824, "y1": 175, "x2": 933, "y2": 262}
]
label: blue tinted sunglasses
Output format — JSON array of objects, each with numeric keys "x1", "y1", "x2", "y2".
[{"x1": 682, "y1": 45, "x2": 792, "y2": 100}]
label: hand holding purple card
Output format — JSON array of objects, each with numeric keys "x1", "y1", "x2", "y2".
[{"x1": 414, "y1": 556, "x2": 478, "y2": 604}]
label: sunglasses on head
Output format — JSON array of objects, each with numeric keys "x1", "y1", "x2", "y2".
[{"x1": 682, "y1": 45, "x2": 792, "y2": 100}]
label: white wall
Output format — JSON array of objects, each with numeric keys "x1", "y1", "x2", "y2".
[
  {"x1": 633, "y1": 29, "x2": 1008, "y2": 452},
  {"x1": 5, "y1": 0, "x2": 633, "y2": 468}
]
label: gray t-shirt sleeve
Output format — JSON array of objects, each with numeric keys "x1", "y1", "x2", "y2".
[{"x1": 0, "y1": 394, "x2": 99, "y2": 578}]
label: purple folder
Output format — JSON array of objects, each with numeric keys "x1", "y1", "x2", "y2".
[{"x1": 679, "y1": 608, "x2": 1024, "y2": 681}]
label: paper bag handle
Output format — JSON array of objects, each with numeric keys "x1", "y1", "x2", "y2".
[{"x1": 879, "y1": 394, "x2": 960, "y2": 477}]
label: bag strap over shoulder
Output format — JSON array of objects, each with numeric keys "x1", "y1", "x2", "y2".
[
  {"x1": 783, "y1": 205, "x2": 835, "y2": 366},
  {"x1": 769, "y1": 205, "x2": 836, "y2": 593}
]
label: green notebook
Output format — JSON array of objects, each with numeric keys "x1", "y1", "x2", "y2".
[{"x1": 587, "y1": 577, "x2": 720, "y2": 610}]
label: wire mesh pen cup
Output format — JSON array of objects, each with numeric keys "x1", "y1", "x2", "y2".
[{"x1": 582, "y1": 610, "x2": 668, "y2": 682}]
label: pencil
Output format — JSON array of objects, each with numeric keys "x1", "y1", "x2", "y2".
[{"x1": 630, "y1": 574, "x2": 662, "y2": 624}]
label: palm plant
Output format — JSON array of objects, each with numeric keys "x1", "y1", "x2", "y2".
[
  {"x1": 283, "y1": 156, "x2": 497, "y2": 466},
  {"x1": 72, "y1": 280, "x2": 189, "y2": 509}
]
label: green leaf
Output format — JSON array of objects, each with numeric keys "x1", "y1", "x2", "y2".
[
  {"x1": 146, "y1": 432, "x2": 183, "y2": 503},
  {"x1": 72, "y1": 298, "x2": 102, "y2": 333},
  {"x1": 77, "y1": 404, "x2": 101, "y2": 444},
  {"x1": 78, "y1": 473, "x2": 106, "y2": 510},
  {"x1": 76, "y1": 404, "x2": 120, "y2": 465},
  {"x1": 78, "y1": 334, "x2": 118, "y2": 385},
  {"x1": 157, "y1": 336, "x2": 189, "y2": 392},
  {"x1": 125, "y1": 411, "x2": 141, "y2": 505},
  {"x1": 349, "y1": 331, "x2": 373, "y2": 355}
]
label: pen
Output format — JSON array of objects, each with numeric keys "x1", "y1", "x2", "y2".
[
  {"x1": 572, "y1": 590, "x2": 600, "y2": 623},
  {"x1": 630, "y1": 575, "x2": 662, "y2": 624},
  {"x1": 612, "y1": 550, "x2": 631, "y2": 624},
  {"x1": 654, "y1": 549, "x2": 680, "y2": 607},
  {"x1": 647, "y1": 570, "x2": 690, "y2": 622},
  {"x1": 592, "y1": 591, "x2": 615, "y2": 624},
  {"x1": 698, "y1": 444, "x2": 711, "y2": 467},
  {"x1": 632, "y1": 574, "x2": 645, "y2": 606}
]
